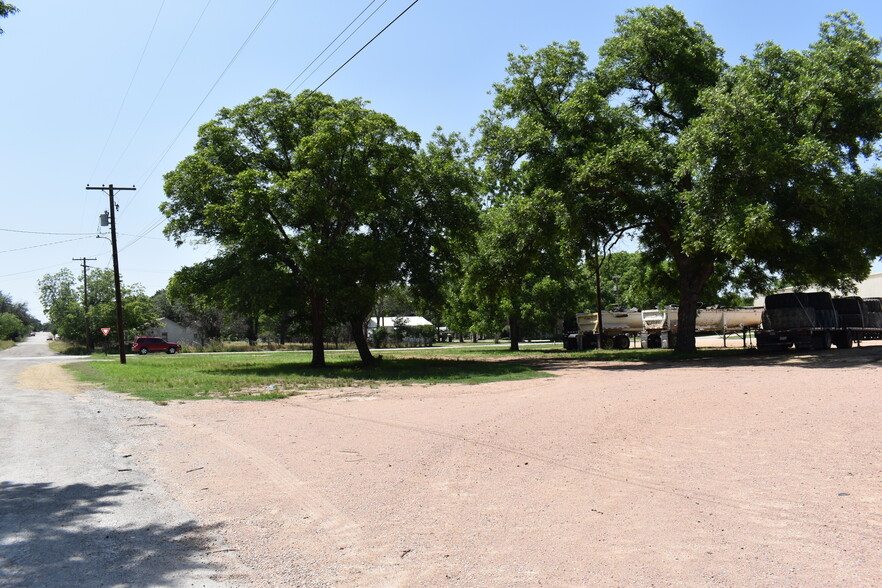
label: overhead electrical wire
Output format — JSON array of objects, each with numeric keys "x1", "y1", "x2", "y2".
[
  {"x1": 88, "y1": 0, "x2": 168, "y2": 184},
  {"x1": 0, "y1": 263, "x2": 72, "y2": 280},
  {"x1": 119, "y1": 0, "x2": 422, "y2": 254},
  {"x1": 0, "y1": 236, "x2": 95, "y2": 255},
  {"x1": 109, "y1": 0, "x2": 215, "y2": 183},
  {"x1": 0, "y1": 228, "x2": 93, "y2": 236},
  {"x1": 112, "y1": 0, "x2": 281, "y2": 253},
  {"x1": 119, "y1": 0, "x2": 375, "y2": 253},
  {"x1": 305, "y1": 0, "x2": 422, "y2": 98},
  {"x1": 135, "y1": 0, "x2": 281, "y2": 191},
  {"x1": 284, "y1": 0, "x2": 389, "y2": 93}
]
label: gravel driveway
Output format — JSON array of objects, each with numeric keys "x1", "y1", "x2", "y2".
[{"x1": 4, "y1": 336, "x2": 881, "y2": 587}]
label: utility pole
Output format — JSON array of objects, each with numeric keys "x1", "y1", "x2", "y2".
[
  {"x1": 72, "y1": 257, "x2": 96, "y2": 351},
  {"x1": 86, "y1": 184, "x2": 135, "y2": 364}
]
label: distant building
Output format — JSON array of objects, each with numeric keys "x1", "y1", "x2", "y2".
[
  {"x1": 144, "y1": 317, "x2": 200, "y2": 344},
  {"x1": 366, "y1": 316, "x2": 433, "y2": 330},
  {"x1": 367, "y1": 316, "x2": 434, "y2": 346},
  {"x1": 754, "y1": 272, "x2": 882, "y2": 306}
]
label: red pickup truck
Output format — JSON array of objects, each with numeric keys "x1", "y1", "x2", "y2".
[{"x1": 132, "y1": 337, "x2": 181, "y2": 355}]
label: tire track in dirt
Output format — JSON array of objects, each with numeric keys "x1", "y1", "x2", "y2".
[
  {"x1": 155, "y1": 412, "x2": 413, "y2": 586},
  {"x1": 292, "y1": 403, "x2": 880, "y2": 543}
]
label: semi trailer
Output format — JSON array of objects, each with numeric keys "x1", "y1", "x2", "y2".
[
  {"x1": 756, "y1": 292, "x2": 882, "y2": 350},
  {"x1": 564, "y1": 305, "x2": 764, "y2": 350}
]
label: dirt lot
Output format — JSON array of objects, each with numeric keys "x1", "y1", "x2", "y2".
[{"x1": 29, "y1": 346, "x2": 882, "y2": 586}]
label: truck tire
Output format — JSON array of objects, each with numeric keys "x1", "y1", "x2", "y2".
[
  {"x1": 613, "y1": 334, "x2": 630, "y2": 350},
  {"x1": 646, "y1": 333, "x2": 662, "y2": 349},
  {"x1": 812, "y1": 331, "x2": 832, "y2": 351},
  {"x1": 835, "y1": 333, "x2": 854, "y2": 349}
]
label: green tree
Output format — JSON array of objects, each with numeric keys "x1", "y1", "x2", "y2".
[
  {"x1": 38, "y1": 269, "x2": 81, "y2": 340},
  {"x1": 0, "y1": 2, "x2": 18, "y2": 35},
  {"x1": 0, "y1": 290, "x2": 39, "y2": 331},
  {"x1": 38, "y1": 268, "x2": 157, "y2": 345},
  {"x1": 163, "y1": 89, "x2": 475, "y2": 366},
  {"x1": 461, "y1": 190, "x2": 575, "y2": 350},
  {"x1": 480, "y1": 8, "x2": 882, "y2": 351},
  {"x1": 0, "y1": 312, "x2": 26, "y2": 340},
  {"x1": 168, "y1": 249, "x2": 302, "y2": 345},
  {"x1": 678, "y1": 11, "x2": 882, "y2": 294}
]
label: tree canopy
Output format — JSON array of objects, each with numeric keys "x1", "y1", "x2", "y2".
[
  {"x1": 0, "y1": 2, "x2": 18, "y2": 35},
  {"x1": 38, "y1": 268, "x2": 156, "y2": 346},
  {"x1": 477, "y1": 7, "x2": 882, "y2": 351},
  {"x1": 162, "y1": 89, "x2": 476, "y2": 366}
]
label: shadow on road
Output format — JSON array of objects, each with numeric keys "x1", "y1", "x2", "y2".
[{"x1": 0, "y1": 481, "x2": 223, "y2": 586}]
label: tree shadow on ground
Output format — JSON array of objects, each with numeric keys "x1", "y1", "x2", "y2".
[
  {"x1": 524, "y1": 345, "x2": 882, "y2": 372},
  {"x1": 0, "y1": 481, "x2": 224, "y2": 587},
  {"x1": 204, "y1": 357, "x2": 547, "y2": 383}
]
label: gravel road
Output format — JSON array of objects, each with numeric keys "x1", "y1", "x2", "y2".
[
  {"x1": 0, "y1": 334, "x2": 242, "y2": 587},
  {"x1": 2, "y1": 335, "x2": 880, "y2": 587}
]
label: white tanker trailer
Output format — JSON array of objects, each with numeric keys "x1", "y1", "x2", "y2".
[
  {"x1": 565, "y1": 306, "x2": 764, "y2": 350},
  {"x1": 571, "y1": 310, "x2": 644, "y2": 349},
  {"x1": 641, "y1": 306, "x2": 764, "y2": 348}
]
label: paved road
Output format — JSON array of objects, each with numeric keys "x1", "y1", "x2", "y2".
[{"x1": 0, "y1": 334, "x2": 234, "y2": 587}]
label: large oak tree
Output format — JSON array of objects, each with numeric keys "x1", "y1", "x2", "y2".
[
  {"x1": 478, "y1": 7, "x2": 882, "y2": 352},
  {"x1": 162, "y1": 89, "x2": 476, "y2": 366}
]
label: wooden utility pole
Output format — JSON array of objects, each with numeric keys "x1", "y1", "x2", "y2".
[
  {"x1": 72, "y1": 257, "x2": 96, "y2": 351},
  {"x1": 86, "y1": 184, "x2": 135, "y2": 364}
]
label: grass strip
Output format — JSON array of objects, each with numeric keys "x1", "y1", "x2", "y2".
[{"x1": 64, "y1": 351, "x2": 553, "y2": 402}]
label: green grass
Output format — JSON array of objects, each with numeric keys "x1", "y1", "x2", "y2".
[
  {"x1": 48, "y1": 340, "x2": 95, "y2": 355},
  {"x1": 0, "y1": 340, "x2": 13, "y2": 351},
  {"x1": 64, "y1": 350, "x2": 553, "y2": 402},
  {"x1": 62, "y1": 342, "x2": 757, "y2": 403}
]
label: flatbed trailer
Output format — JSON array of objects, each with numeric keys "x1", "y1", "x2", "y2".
[{"x1": 756, "y1": 293, "x2": 882, "y2": 351}]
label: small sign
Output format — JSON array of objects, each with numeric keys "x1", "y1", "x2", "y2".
[{"x1": 101, "y1": 328, "x2": 111, "y2": 336}]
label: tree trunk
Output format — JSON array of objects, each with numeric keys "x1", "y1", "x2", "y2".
[
  {"x1": 350, "y1": 317, "x2": 374, "y2": 364},
  {"x1": 278, "y1": 313, "x2": 290, "y2": 345},
  {"x1": 508, "y1": 313, "x2": 521, "y2": 352},
  {"x1": 310, "y1": 293, "x2": 326, "y2": 367},
  {"x1": 246, "y1": 315, "x2": 259, "y2": 346},
  {"x1": 674, "y1": 258, "x2": 715, "y2": 353}
]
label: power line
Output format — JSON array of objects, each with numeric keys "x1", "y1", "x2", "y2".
[
  {"x1": 0, "y1": 262, "x2": 72, "y2": 280},
  {"x1": 0, "y1": 228, "x2": 93, "y2": 236},
  {"x1": 136, "y1": 0, "x2": 281, "y2": 191},
  {"x1": 88, "y1": 0, "x2": 168, "y2": 183},
  {"x1": 120, "y1": 0, "x2": 381, "y2": 251},
  {"x1": 110, "y1": 0, "x2": 214, "y2": 184},
  {"x1": 119, "y1": 0, "x2": 421, "y2": 254},
  {"x1": 0, "y1": 236, "x2": 95, "y2": 254},
  {"x1": 284, "y1": 0, "x2": 388, "y2": 93},
  {"x1": 306, "y1": 0, "x2": 422, "y2": 98},
  {"x1": 116, "y1": 0, "x2": 281, "y2": 252}
]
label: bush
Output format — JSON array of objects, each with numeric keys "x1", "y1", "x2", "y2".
[{"x1": 0, "y1": 313, "x2": 27, "y2": 341}]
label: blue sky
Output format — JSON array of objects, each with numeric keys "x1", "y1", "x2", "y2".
[{"x1": 2, "y1": 1, "x2": 881, "y2": 322}]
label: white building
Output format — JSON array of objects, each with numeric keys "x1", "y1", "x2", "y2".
[
  {"x1": 144, "y1": 317, "x2": 201, "y2": 345},
  {"x1": 366, "y1": 316, "x2": 433, "y2": 330}
]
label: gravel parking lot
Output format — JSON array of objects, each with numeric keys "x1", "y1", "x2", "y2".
[
  {"x1": 123, "y1": 344, "x2": 882, "y2": 586},
  {"x1": 10, "y1": 339, "x2": 882, "y2": 586}
]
